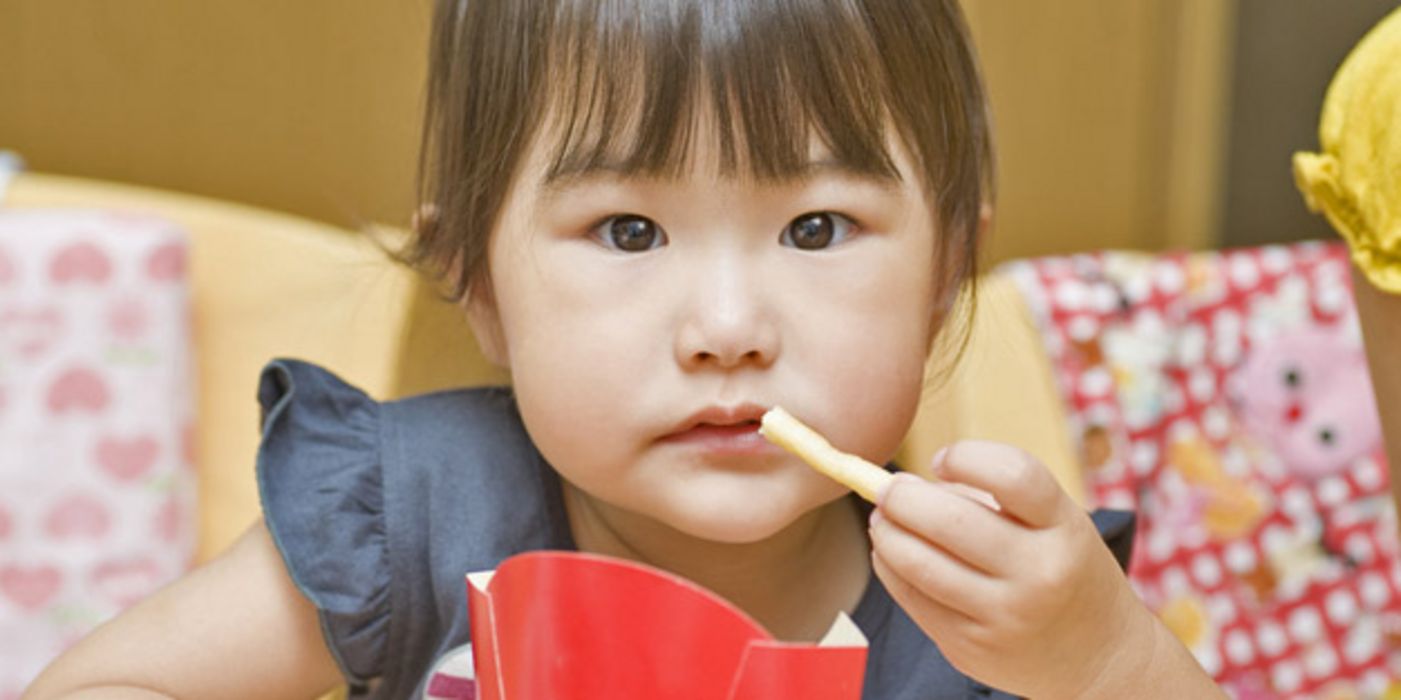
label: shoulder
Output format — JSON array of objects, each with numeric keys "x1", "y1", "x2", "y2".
[
  {"x1": 256, "y1": 357, "x2": 557, "y2": 541},
  {"x1": 256, "y1": 358, "x2": 533, "y2": 478},
  {"x1": 377, "y1": 375, "x2": 538, "y2": 475},
  {"x1": 255, "y1": 359, "x2": 567, "y2": 696},
  {"x1": 257, "y1": 358, "x2": 520, "y2": 440}
]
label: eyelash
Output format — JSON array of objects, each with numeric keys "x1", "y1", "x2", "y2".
[{"x1": 587, "y1": 211, "x2": 861, "y2": 252}]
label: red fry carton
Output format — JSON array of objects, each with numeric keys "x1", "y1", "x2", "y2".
[{"x1": 467, "y1": 551, "x2": 867, "y2": 699}]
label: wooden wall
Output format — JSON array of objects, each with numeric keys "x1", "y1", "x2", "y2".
[
  {"x1": 962, "y1": 0, "x2": 1234, "y2": 260},
  {"x1": 0, "y1": 0, "x2": 1236, "y2": 262},
  {"x1": 0, "y1": 2, "x2": 429, "y2": 230}
]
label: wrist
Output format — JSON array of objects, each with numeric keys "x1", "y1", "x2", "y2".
[
  {"x1": 1042, "y1": 586, "x2": 1155, "y2": 700},
  {"x1": 1060, "y1": 602, "x2": 1224, "y2": 700}
]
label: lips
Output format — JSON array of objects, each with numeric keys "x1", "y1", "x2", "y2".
[
  {"x1": 671, "y1": 421, "x2": 762, "y2": 439},
  {"x1": 662, "y1": 421, "x2": 768, "y2": 453},
  {"x1": 666, "y1": 404, "x2": 767, "y2": 434},
  {"x1": 661, "y1": 404, "x2": 776, "y2": 454}
]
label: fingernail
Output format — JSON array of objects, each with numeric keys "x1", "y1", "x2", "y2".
[
  {"x1": 931, "y1": 447, "x2": 949, "y2": 476},
  {"x1": 869, "y1": 508, "x2": 884, "y2": 528},
  {"x1": 876, "y1": 471, "x2": 914, "y2": 506},
  {"x1": 875, "y1": 477, "x2": 894, "y2": 506}
]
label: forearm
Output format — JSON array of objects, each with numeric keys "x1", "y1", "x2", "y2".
[
  {"x1": 24, "y1": 684, "x2": 173, "y2": 700},
  {"x1": 1352, "y1": 268, "x2": 1401, "y2": 518},
  {"x1": 21, "y1": 633, "x2": 179, "y2": 700},
  {"x1": 22, "y1": 522, "x2": 342, "y2": 700}
]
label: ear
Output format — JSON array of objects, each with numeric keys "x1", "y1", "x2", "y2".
[
  {"x1": 465, "y1": 279, "x2": 510, "y2": 368},
  {"x1": 977, "y1": 201, "x2": 994, "y2": 242}
]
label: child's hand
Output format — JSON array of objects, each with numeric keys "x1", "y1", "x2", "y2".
[{"x1": 869, "y1": 441, "x2": 1169, "y2": 699}]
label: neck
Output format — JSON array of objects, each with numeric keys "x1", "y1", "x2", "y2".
[{"x1": 562, "y1": 482, "x2": 871, "y2": 642}]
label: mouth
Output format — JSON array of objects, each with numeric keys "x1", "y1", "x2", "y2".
[
  {"x1": 661, "y1": 405, "x2": 776, "y2": 454},
  {"x1": 670, "y1": 419, "x2": 762, "y2": 438}
]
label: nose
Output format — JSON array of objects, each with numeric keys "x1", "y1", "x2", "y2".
[{"x1": 674, "y1": 258, "x2": 779, "y2": 371}]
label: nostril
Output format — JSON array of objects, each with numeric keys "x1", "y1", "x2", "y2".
[{"x1": 691, "y1": 349, "x2": 767, "y2": 367}]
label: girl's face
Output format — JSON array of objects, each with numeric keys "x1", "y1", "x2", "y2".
[{"x1": 468, "y1": 129, "x2": 941, "y2": 544}]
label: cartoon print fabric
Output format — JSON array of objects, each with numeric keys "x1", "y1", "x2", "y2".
[
  {"x1": 0, "y1": 210, "x2": 196, "y2": 699},
  {"x1": 1227, "y1": 326, "x2": 1382, "y2": 482},
  {"x1": 1008, "y1": 242, "x2": 1399, "y2": 699}
]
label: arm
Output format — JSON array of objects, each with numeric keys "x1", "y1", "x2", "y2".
[
  {"x1": 1353, "y1": 269, "x2": 1401, "y2": 517},
  {"x1": 869, "y1": 442, "x2": 1225, "y2": 700},
  {"x1": 23, "y1": 521, "x2": 343, "y2": 700}
]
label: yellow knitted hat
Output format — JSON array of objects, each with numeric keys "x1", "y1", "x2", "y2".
[{"x1": 1294, "y1": 7, "x2": 1401, "y2": 293}]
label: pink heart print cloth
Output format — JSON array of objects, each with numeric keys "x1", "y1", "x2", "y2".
[
  {"x1": 1007, "y1": 242, "x2": 1400, "y2": 699},
  {"x1": 0, "y1": 210, "x2": 196, "y2": 698}
]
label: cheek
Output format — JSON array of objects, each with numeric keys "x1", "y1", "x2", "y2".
[
  {"x1": 515, "y1": 375, "x2": 623, "y2": 481},
  {"x1": 509, "y1": 337, "x2": 638, "y2": 492},
  {"x1": 493, "y1": 264, "x2": 659, "y2": 474},
  {"x1": 505, "y1": 298, "x2": 662, "y2": 407},
  {"x1": 788, "y1": 259, "x2": 934, "y2": 463},
  {"x1": 817, "y1": 333, "x2": 928, "y2": 464}
]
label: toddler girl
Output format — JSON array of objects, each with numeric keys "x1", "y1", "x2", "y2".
[{"x1": 26, "y1": 1, "x2": 1223, "y2": 698}]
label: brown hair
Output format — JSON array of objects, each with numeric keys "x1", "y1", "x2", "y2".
[{"x1": 410, "y1": 0, "x2": 993, "y2": 334}]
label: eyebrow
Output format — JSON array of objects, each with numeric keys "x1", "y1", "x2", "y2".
[{"x1": 538, "y1": 157, "x2": 904, "y2": 199}]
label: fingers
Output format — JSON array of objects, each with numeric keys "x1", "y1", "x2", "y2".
[
  {"x1": 928, "y1": 441, "x2": 1068, "y2": 529},
  {"x1": 871, "y1": 550, "x2": 978, "y2": 631},
  {"x1": 869, "y1": 511, "x2": 997, "y2": 618},
  {"x1": 877, "y1": 473, "x2": 1020, "y2": 575}
]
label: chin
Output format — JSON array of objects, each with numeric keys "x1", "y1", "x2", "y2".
[
  {"x1": 654, "y1": 484, "x2": 847, "y2": 545},
  {"x1": 669, "y1": 512, "x2": 793, "y2": 545}
]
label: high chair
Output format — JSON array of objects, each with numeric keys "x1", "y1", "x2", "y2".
[{"x1": 3, "y1": 172, "x2": 1078, "y2": 697}]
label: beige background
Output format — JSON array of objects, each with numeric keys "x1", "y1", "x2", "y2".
[
  {"x1": 0, "y1": 2, "x2": 430, "y2": 233},
  {"x1": 0, "y1": 0, "x2": 1235, "y2": 265}
]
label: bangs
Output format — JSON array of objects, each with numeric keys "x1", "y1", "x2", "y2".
[
  {"x1": 416, "y1": 0, "x2": 990, "y2": 303},
  {"x1": 537, "y1": 0, "x2": 901, "y2": 184}
]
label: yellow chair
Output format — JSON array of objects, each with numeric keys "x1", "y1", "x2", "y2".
[
  {"x1": 5, "y1": 173, "x2": 509, "y2": 563},
  {"x1": 6, "y1": 172, "x2": 1082, "y2": 697},
  {"x1": 7, "y1": 172, "x2": 1083, "y2": 562}
]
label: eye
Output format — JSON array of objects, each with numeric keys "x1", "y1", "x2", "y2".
[
  {"x1": 780, "y1": 211, "x2": 856, "y2": 250},
  {"x1": 1282, "y1": 366, "x2": 1303, "y2": 389},
  {"x1": 593, "y1": 215, "x2": 666, "y2": 252},
  {"x1": 1317, "y1": 426, "x2": 1337, "y2": 447}
]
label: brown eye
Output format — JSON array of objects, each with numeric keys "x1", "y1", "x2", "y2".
[
  {"x1": 597, "y1": 215, "x2": 665, "y2": 252},
  {"x1": 781, "y1": 212, "x2": 854, "y2": 250}
]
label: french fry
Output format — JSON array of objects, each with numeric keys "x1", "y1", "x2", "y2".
[{"x1": 759, "y1": 407, "x2": 894, "y2": 503}]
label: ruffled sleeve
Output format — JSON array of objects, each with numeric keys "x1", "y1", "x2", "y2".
[
  {"x1": 256, "y1": 359, "x2": 389, "y2": 690},
  {"x1": 1090, "y1": 508, "x2": 1136, "y2": 572}
]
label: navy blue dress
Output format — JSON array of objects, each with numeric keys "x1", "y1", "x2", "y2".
[{"x1": 256, "y1": 359, "x2": 1135, "y2": 699}]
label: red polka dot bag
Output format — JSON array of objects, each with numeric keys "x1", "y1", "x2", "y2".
[{"x1": 1006, "y1": 242, "x2": 1400, "y2": 699}]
